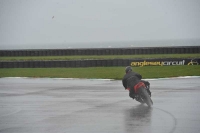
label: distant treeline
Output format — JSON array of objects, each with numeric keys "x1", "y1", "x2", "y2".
[{"x1": 0, "y1": 46, "x2": 199, "y2": 56}]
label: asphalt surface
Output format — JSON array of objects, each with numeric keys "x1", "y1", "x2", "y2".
[{"x1": 0, "y1": 77, "x2": 200, "y2": 133}]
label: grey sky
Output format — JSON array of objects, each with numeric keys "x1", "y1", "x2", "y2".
[{"x1": 0, "y1": 0, "x2": 200, "y2": 49}]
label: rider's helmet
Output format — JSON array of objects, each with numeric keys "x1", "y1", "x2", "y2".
[{"x1": 125, "y1": 66, "x2": 132, "y2": 73}]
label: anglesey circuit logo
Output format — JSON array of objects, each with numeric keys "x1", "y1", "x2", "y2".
[
  {"x1": 187, "y1": 59, "x2": 199, "y2": 65},
  {"x1": 131, "y1": 60, "x2": 185, "y2": 67}
]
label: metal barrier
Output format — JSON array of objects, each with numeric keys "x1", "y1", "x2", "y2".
[{"x1": 0, "y1": 46, "x2": 199, "y2": 56}]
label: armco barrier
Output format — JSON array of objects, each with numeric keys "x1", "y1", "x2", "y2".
[
  {"x1": 0, "y1": 46, "x2": 199, "y2": 56},
  {"x1": 0, "y1": 58, "x2": 199, "y2": 68}
]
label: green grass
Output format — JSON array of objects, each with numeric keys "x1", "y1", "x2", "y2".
[
  {"x1": 0, "y1": 54, "x2": 200, "y2": 61},
  {"x1": 1, "y1": 54, "x2": 199, "y2": 79},
  {"x1": 0, "y1": 66, "x2": 199, "y2": 79}
]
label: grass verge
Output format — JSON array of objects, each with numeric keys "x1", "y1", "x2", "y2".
[
  {"x1": 0, "y1": 66, "x2": 199, "y2": 79},
  {"x1": 0, "y1": 54, "x2": 200, "y2": 61}
]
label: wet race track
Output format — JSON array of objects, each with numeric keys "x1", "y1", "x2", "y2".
[{"x1": 0, "y1": 77, "x2": 200, "y2": 133}]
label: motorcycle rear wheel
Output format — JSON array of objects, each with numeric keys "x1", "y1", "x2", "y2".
[{"x1": 139, "y1": 87, "x2": 153, "y2": 107}]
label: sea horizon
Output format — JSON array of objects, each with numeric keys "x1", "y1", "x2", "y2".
[{"x1": 0, "y1": 38, "x2": 200, "y2": 50}]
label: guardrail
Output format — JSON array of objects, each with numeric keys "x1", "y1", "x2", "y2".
[
  {"x1": 0, "y1": 46, "x2": 199, "y2": 56},
  {"x1": 0, "y1": 58, "x2": 199, "y2": 68}
]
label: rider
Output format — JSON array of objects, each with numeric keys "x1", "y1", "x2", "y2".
[{"x1": 122, "y1": 66, "x2": 151, "y2": 101}]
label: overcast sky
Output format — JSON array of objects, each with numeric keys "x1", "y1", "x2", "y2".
[{"x1": 0, "y1": 0, "x2": 200, "y2": 49}]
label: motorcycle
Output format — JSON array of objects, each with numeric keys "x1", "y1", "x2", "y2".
[{"x1": 134, "y1": 82, "x2": 153, "y2": 107}]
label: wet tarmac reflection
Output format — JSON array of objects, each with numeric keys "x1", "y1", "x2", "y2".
[{"x1": 124, "y1": 104, "x2": 152, "y2": 133}]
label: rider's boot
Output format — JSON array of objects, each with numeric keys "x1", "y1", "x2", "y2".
[
  {"x1": 135, "y1": 95, "x2": 145, "y2": 104},
  {"x1": 146, "y1": 85, "x2": 151, "y2": 97}
]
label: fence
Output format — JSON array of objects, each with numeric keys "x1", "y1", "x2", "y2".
[{"x1": 0, "y1": 46, "x2": 199, "y2": 56}]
